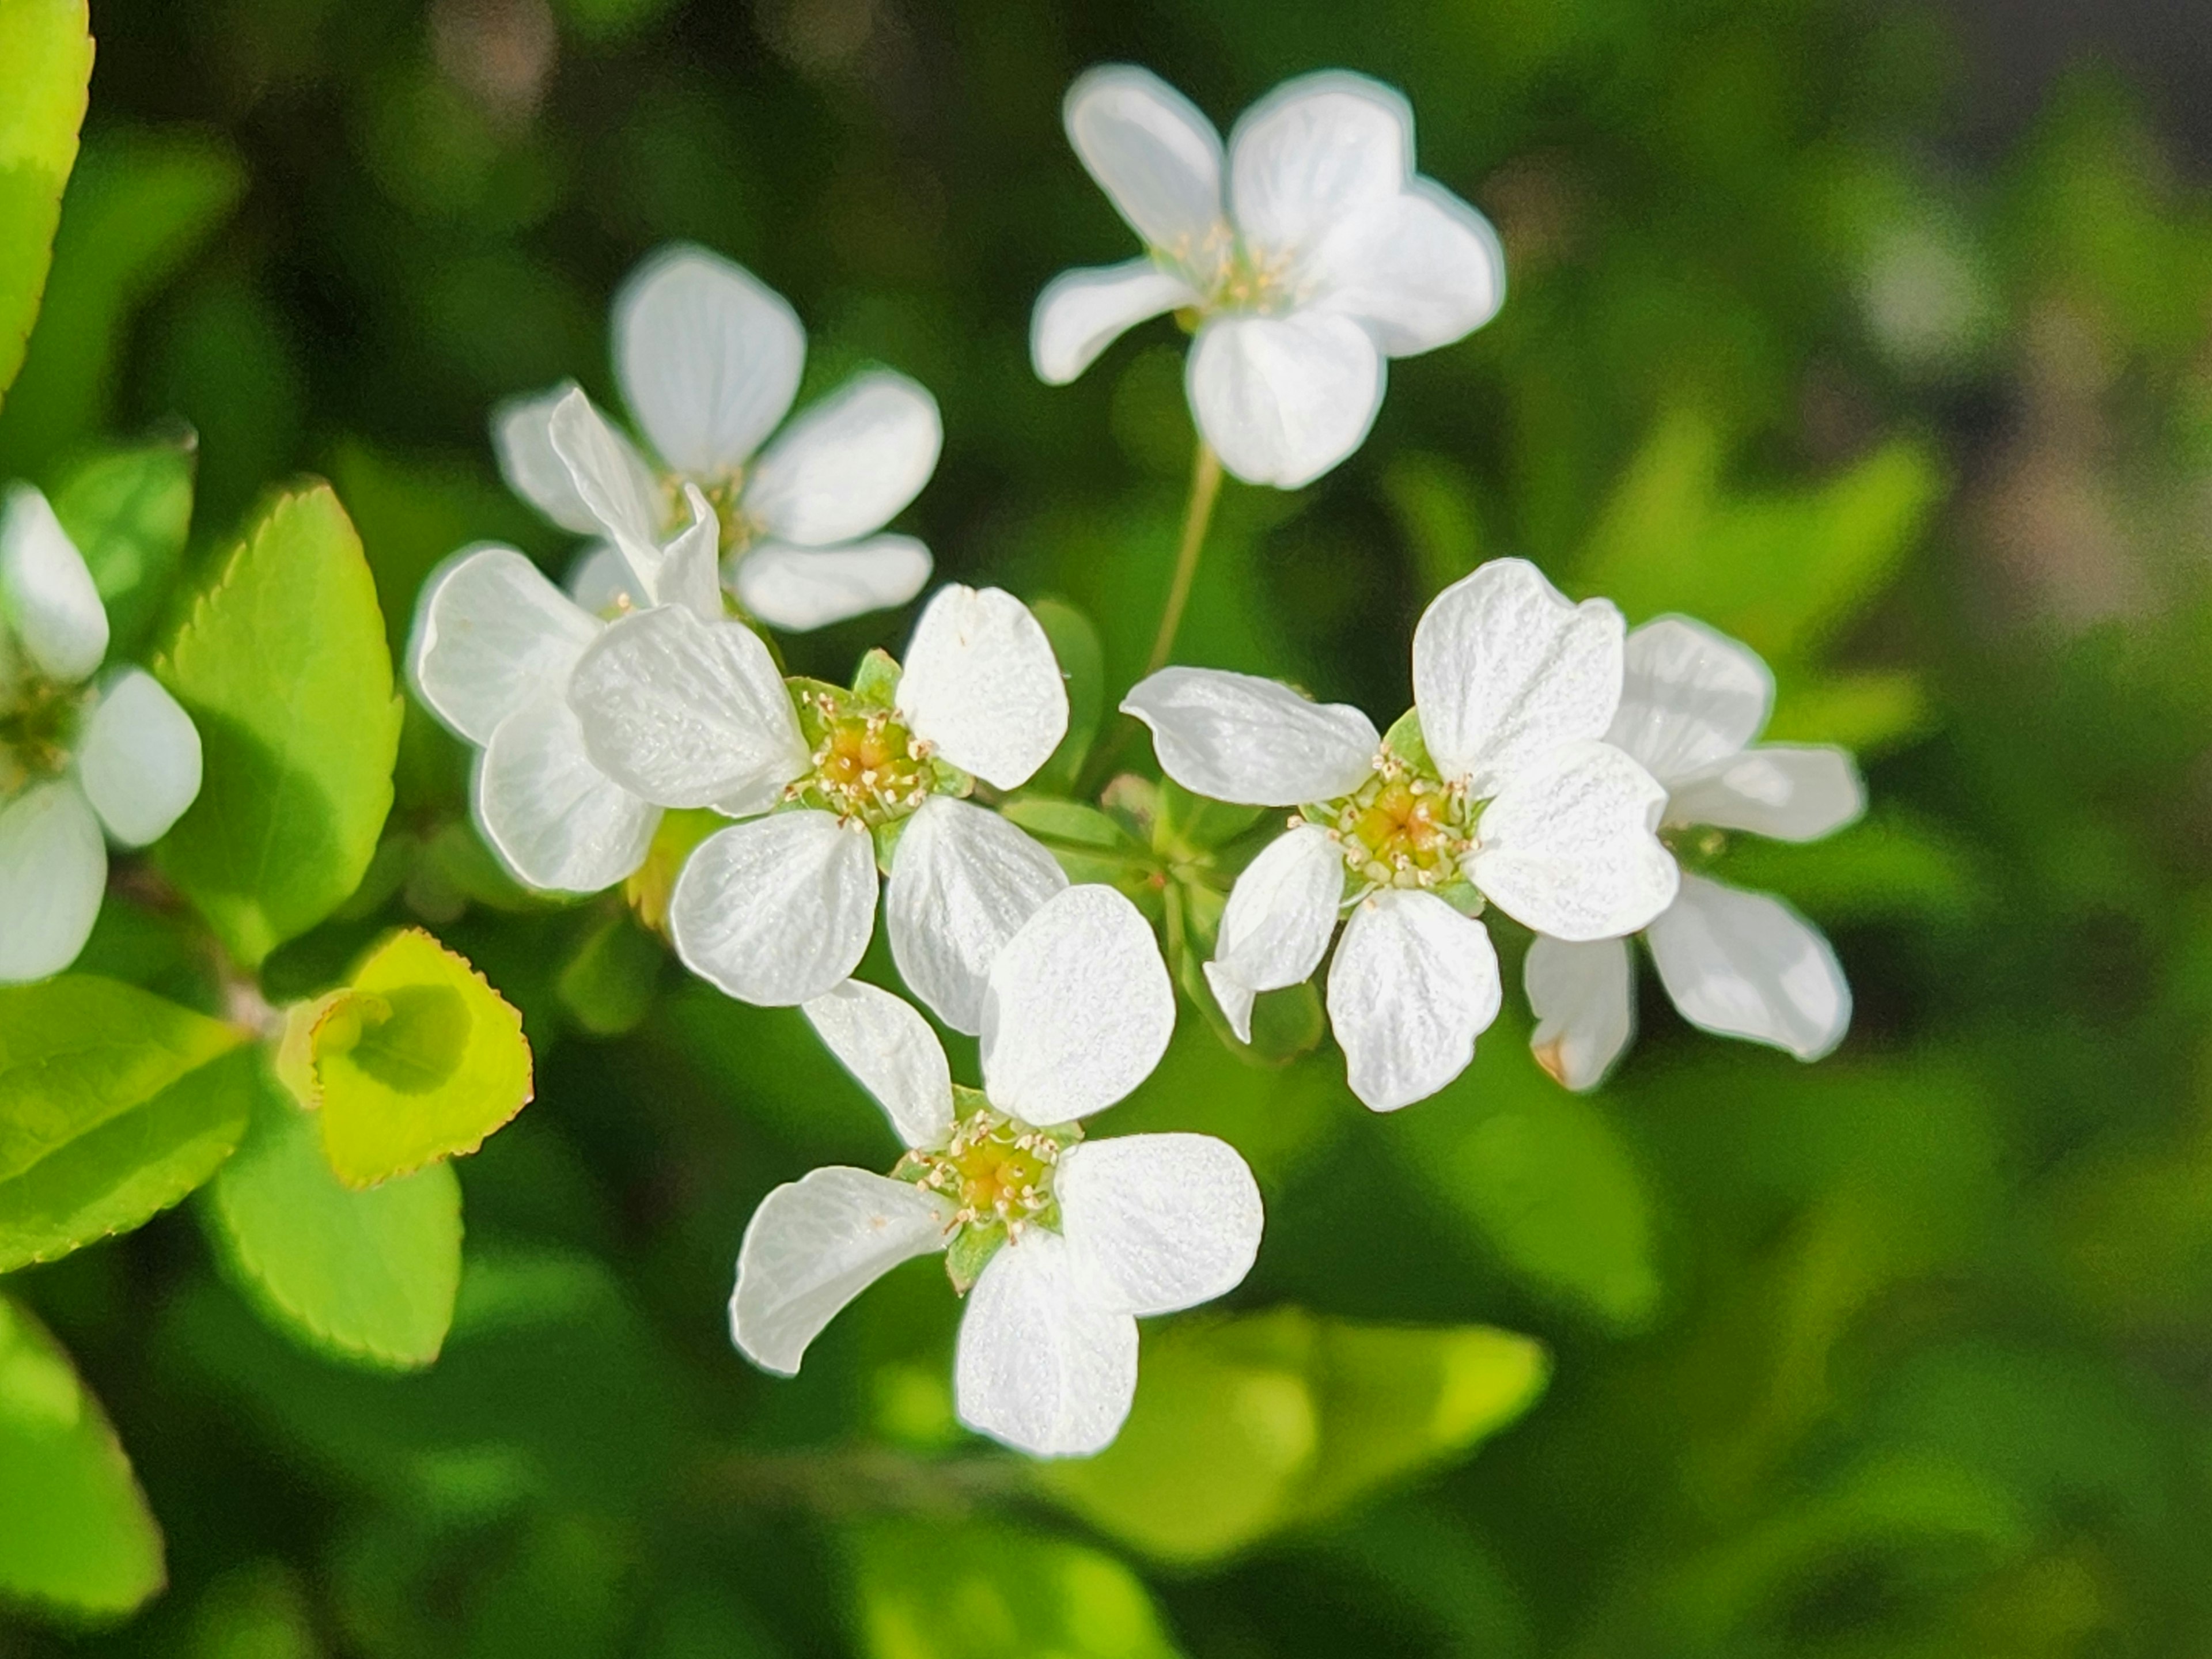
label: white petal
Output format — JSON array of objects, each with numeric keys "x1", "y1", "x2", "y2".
[
  {"x1": 491, "y1": 384, "x2": 608, "y2": 535},
  {"x1": 956, "y1": 1229, "x2": 1137, "y2": 1459},
  {"x1": 613, "y1": 245, "x2": 804, "y2": 476},
  {"x1": 1228, "y1": 71, "x2": 1410, "y2": 258},
  {"x1": 980, "y1": 885, "x2": 1174, "y2": 1127},
  {"x1": 566, "y1": 606, "x2": 807, "y2": 813},
  {"x1": 74, "y1": 670, "x2": 202, "y2": 847},
  {"x1": 1206, "y1": 824, "x2": 1344, "y2": 1042},
  {"x1": 1472, "y1": 740, "x2": 1678, "y2": 941},
  {"x1": 895, "y1": 585, "x2": 1067, "y2": 790},
  {"x1": 1056, "y1": 1134, "x2": 1262, "y2": 1316},
  {"x1": 409, "y1": 545, "x2": 600, "y2": 745},
  {"x1": 0, "y1": 783, "x2": 106, "y2": 984},
  {"x1": 627, "y1": 483, "x2": 724, "y2": 620},
  {"x1": 547, "y1": 386, "x2": 666, "y2": 552},
  {"x1": 1063, "y1": 65, "x2": 1225, "y2": 263},
  {"x1": 474, "y1": 692, "x2": 660, "y2": 893},
  {"x1": 741, "y1": 371, "x2": 941, "y2": 549},
  {"x1": 1608, "y1": 615, "x2": 1773, "y2": 785},
  {"x1": 1412, "y1": 558, "x2": 1624, "y2": 793},
  {"x1": 1665, "y1": 745, "x2": 1866, "y2": 842},
  {"x1": 730, "y1": 1168, "x2": 952, "y2": 1376},
  {"x1": 1122, "y1": 666, "x2": 1378, "y2": 806},
  {"x1": 1307, "y1": 180, "x2": 1506, "y2": 357},
  {"x1": 1031, "y1": 259, "x2": 1202, "y2": 385},
  {"x1": 1647, "y1": 874, "x2": 1851, "y2": 1060},
  {"x1": 669, "y1": 810, "x2": 878, "y2": 1006},
  {"x1": 1325, "y1": 889, "x2": 1500, "y2": 1112},
  {"x1": 565, "y1": 541, "x2": 643, "y2": 615},
  {"x1": 730, "y1": 537, "x2": 932, "y2": 632},
  {"x1": 885, "y1": 797, "x2": 1067, "y2": 1036},
  {"x1": 802, "y1": 979, "x2": 955, "y2": 1151},
  {"x1": 1187, "y1": 312, "x2": 1384, "y2": 489},
  {"x1": 1524, "y1": 934, "x2": 1635, "y2": 1093},
  {"x1": 0, "y1": 484, "x2": 106, "y2": 685}
]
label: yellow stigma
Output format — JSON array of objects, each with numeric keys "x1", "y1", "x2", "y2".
[
  {"x1": 902, "y1": 1108, "x2": 1064, "y2": 1238},
  {"x1": 1326, "y1": 755, "x2": 1475, "y2": 892},
  {"x1": 790, "y1": 699, "x2": 935, "y2": 828}
]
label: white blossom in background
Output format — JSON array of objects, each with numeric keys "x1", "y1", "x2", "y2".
[
  {"x1": 407, "y1": 489, "x2": 724, "y2": 893},
  {"x1": 497, "y1": 244, "x2": 943, "y2": 631},
  {"x1": 563, "y1": 579, "x2": 1071, "y2": 1031},
  {"x1": 0, "y1": 485, "x2": 202, "y2": 983},
  {"x1": 1032, "y1": 65, "x2": 1505, "y2": 488},
  {"x1": 1123, "y1": 558, "x2": 1677, "y2": 1112},
  {"x1": 1525, "y1": 616, "x2": 1863, "y2": 1089},
  {"x1": 730, "y1": 885, "x2": 1263, "y2": 1459}
]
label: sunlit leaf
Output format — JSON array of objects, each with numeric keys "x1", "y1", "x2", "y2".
[
  {"x1": 0, "y1": 1297, "x2": 164, "y2": 1616},
  {"x1": 156, "y1": 483, "x2": 406, "y2": 967},
  {"x1": 1044, "y1": 1309, "x2": 1547, "y2": 1565},
  {"x1": 203, "y1": 1065, "x2": 461, "y2": 1370},
  {"x1": 849, "y1": 1517, "x2": 1183, "y2": 1659},
  {"x1": 288, "y1": 927, "x2": 532, "y2": 1189},
  {"x1": 0, "y1": 0, "x2": 93, "y2": 407}
]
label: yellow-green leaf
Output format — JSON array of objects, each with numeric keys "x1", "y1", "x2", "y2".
[
  {"x1": 0, "y1": 0, "x2": 93, "y2": 407},
  {"x1": 155, "y1": 484, "x2": 404, "y2": 967},
  {"x1": 305, "y1": 928, "x2": 533, "y2": 1189},
  {"x1": 0, "y1": 1297, "x2": 165, "y2": 1616}
]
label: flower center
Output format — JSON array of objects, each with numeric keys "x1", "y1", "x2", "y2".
[
  {"x1": 789, "y1": 697, "x2": 935, "y2": 828},
  {"x1": 1321, "y1": 755, "x2": 1476, "y2": 893},
  {"x1": 1161, "y1": 221, "x2": 1300, "y2": 316},
  {"x1": 0, "y1": 677, "x2": 82, "y2": 795},
  {"x1": 897, "y1": 1104, "x2": 1079, "y2": 1291}
]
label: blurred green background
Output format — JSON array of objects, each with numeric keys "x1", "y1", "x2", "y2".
[{"x1": 9, "y1": 0, "x2": 2212, "y2": 1653}]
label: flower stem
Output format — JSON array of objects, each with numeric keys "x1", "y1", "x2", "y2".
[{"x1": 1144, "y1": 440, "x2": 1223, "y2": 677}]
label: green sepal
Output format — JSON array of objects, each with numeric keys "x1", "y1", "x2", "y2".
[
  {"x1": 872, "y1": 813, "x2": 910, "y2": 874},
  {"x1": 849, "y1": 647, "x2": 902, "y2": 707},
  {"x1": 950, "y1": 1083, "x2": 993, "y2": 1119},
  {"x1": 1434, "y1": 878, "x2": 1485, "y2": 916},
  {"x1": 943, "y1": 1219, "x2": 1005, "y2": 1295},
  {"x1": 1100, "y1": 774, "x2": 1161, "y2": 842},
  {"x1": 784, "y1": 676, "x2": 844, "y2": 748},
  {"x1": 1381, "y1": 706, "x2": 1431, "y2": 771}
]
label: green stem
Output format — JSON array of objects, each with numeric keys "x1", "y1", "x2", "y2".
[{"x1": 1144, "y1": 440, "x2": 1224, "y2": 677}]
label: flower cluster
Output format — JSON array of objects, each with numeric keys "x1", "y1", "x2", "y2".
[{"x1": 400, "y1": 63, "x2": 1864, "y2": 1461}]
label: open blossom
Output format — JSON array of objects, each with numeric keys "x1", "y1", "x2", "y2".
[
  {"x1": 1032, "y1": 65, "x2": 1505, "y2": 488},
  {"x1": 730, "y1": 885, "x2": 1263, "y2": 1458},
  {"x1": 1525, "y1": 616, "x2": 1864, "y2": 1089},
  {"x1": 563, "y1": 580, "x2": 1070, "y2": 1030},
  {"x1": 1124, "y1": 558, "x2": 1677, "y2": 1112},
  {"x1": 0, "y1": 486, "x2": 202, "y2": 982},
  {"x1": 496, "y1": 244, "x2": 942, "y2": 631},
  {"x1": 407, "y1": 493, "x2": 724, "y2": 893}
]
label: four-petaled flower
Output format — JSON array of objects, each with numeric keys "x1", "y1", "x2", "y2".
[
  {"x1": 497, "y1": 244, "x2": 944, "y2": 632},
  {"x1": 731, "y1": 885, "x2": 1263, "y2": 1458},
  {"x1": 0, "y1": 485, "x2": 203, "y2": 983},
  {"x1": 563, "y1": 580, "x2": 1071, "y2": 1031},
  {"x1": 1525, "y1": 616, "x2": 1864, "y2": 1089},
  {"x1": 1032, "y1": 66, "x2": 1505, "y2": 488},
  {"x1": 407, "y1": 497, "x2": 722, "y2": 893},
  {"x1": 1124, "y1": 558, "x2": 1679, "y2": 1112}
]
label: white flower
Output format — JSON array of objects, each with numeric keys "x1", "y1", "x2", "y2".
[
  {"x1": 1123, "y1": 558, "x2": 1677, "y2": 1112},
  {"x1": 563, "y1": 580, "x2": 1071, "y2": 1029},
  {"x1": 0, "y1": 485, "x2": 202, "y2": 983},
  {"x1": 1524, "y1": 616, "x2": 1864, "y2": 1089},
  {"x1": 406, "y1": 493, "x2": 724, "y2": 893},
  {"x1": 495, "y1": 244, "x2": 942, "y2": 632},
  {"x1": 1032, "y1": 65, "x2": 1505, "y2": 489},
  {"x1": 729, "y1": 885, "x2": 1263, "y2": 1459}
]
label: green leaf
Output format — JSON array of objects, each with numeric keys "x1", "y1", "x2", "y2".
[
  {"x1": 849, "y1": 1517, "x2": 1184, "y2": 1659},
  {"x1": 0, "y1": 129, "x2": 245, "y2": 474},
  {"x1": 1388, "y1": 1003, "x2": 1663, "y2": 1330},
  {"x1": 47, "y1": 431, "x2": 198, "y2": 656},
  {"x1": 0, "y1": 1297, "x2": 164, "y2": 1616},
  {"x1": 0, "y1": 976, "x2": 247, "y2": 1274},
  {"x1": 1043, "y1": 1309, "x2": 1547, "y2": 1566},
  {"x1": 156, "y1": 484, "x2": 406, "y2": 967},
  {"x1": 0, "y1": 0, "x2": 92, "y2": 407},
  {"x1": 202, "y1": 1064, "x2": 462, "y2": 1370},
  {"x1": 1156, "y1": 777, "x2": 1264, "y2": 856},
  {"x1": 0, "y1": 1044, "x2": 258, "y2": 1274},
  {"x1": 292, "y1": 927, "x2": 533, "y2": 1188},
  {"x1": 1028, "y1": 596, "x2": 1106, "y2": 793}
]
